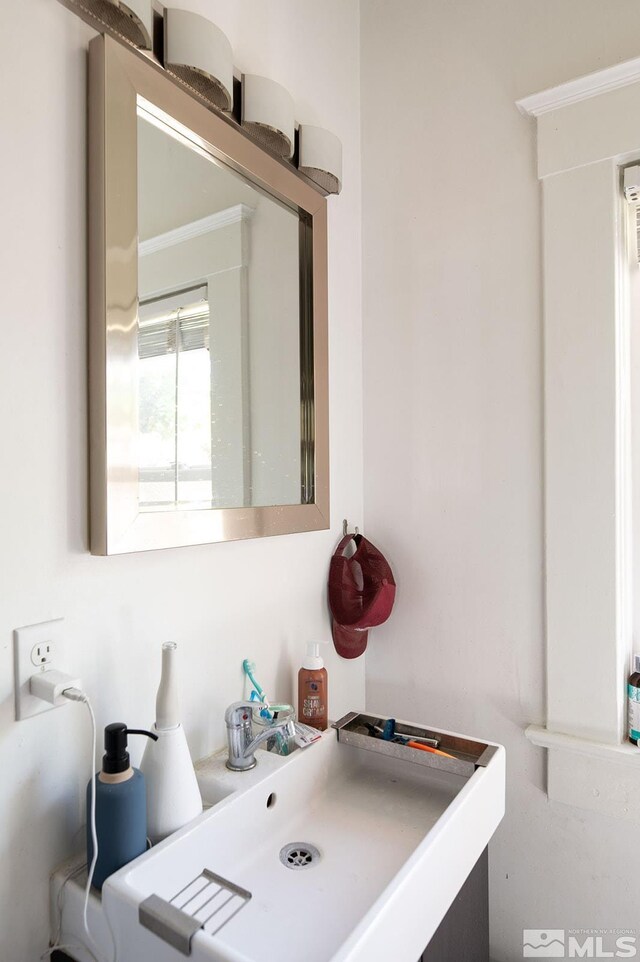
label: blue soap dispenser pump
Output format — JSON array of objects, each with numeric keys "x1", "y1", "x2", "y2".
[{"x1": 87, "y1": 722, "x2": 158, "y2": 891}]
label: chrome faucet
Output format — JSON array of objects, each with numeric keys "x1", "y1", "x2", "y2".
[{"x1": 225, "y1": 701, "x2": 296, "y2": 772}]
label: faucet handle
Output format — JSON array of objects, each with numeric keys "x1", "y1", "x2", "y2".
[{"x1": 224, "y1": 701, "x2": 255, "y2": 728}]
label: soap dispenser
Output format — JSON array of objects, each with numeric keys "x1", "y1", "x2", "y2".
[
  {"x1": 298, "y1": 642, "x2": 328, "y2": 731},
  {"x1": 87, "y1": 722, "x2": 157, "y2": 891},
  {"x1": 140, "y1": 642, "x2": 203, "y2": 843}
]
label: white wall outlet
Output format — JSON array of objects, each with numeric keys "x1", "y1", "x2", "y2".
[
  {"x1": 14, "y1": 619, "x2": 65, "y2": 720},
  {"x1": 30, "y1": 641, "x2": 55, "y2": 667}
]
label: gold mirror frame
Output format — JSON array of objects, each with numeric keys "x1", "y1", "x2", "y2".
[{"x1": 89, "y1": 35, "x2": 329, "y2": 554}]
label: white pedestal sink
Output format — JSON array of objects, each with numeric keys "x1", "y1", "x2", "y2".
[{"x1": 51, "y1": 713, "x2": 505, "y2": 962}]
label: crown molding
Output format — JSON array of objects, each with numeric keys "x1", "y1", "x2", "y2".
[
  {"x1": 139, "y1": 203, "x2": 254, "y2": 256},
  {"x1": 516, "y1": 55, "x2": 640, "y2": 117}
]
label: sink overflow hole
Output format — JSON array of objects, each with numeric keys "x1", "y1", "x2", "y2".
[
  {"x1": 279, "y1": 842, "x2": 320, "y2": 870},
  {"x1": 266, "y1": 793, "x2": 276, "y2": 809}
]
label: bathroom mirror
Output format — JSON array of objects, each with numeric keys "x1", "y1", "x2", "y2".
[{"x1": 89, "y1": 35, "x2": 328, "y2": 554}]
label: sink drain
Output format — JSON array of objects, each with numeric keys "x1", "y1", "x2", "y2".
[{"x1": 279, "y1": 842, "x2": 320, "y2": 870}]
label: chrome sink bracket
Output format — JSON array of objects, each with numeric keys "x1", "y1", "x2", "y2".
[
  {"x1": 139, "y1": 894, "x2": 202, "y2": 956},
  {"x1": 139, "y1": 868, "x2": 252, "y2": 954}
]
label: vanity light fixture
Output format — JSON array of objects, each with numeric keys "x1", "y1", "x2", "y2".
[
  {"x1": 241, "y1": 74, "x2": 296, "y2": 159},
  {"x1": 56, "y1": 0, "x2": 346, "y2": 195},
  {"x1": 298, "y1": 125, "x2": 343, "y2": 195},
  {"x1": 164, "y1": 8, "x2": 234, "y2": 112},
  {"x1": 65, "y1": 0, "x2": 153, "y2": 49}
]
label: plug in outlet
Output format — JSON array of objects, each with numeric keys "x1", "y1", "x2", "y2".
[{"x1": 14, "y1": 619, "x2": 65, "y2": 720}]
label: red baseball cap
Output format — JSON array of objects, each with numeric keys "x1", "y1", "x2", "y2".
[{"x1": 328, "y1": 534, "x2": 396, "y2": 659}]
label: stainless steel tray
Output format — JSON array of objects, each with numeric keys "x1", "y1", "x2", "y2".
[{"x1": 332, "y1": 711, "x2": 497, "y2": 780}]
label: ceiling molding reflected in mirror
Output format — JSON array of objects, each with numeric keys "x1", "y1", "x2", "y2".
[{"x1": 89, "y1": 35, "x2": 329, "y2": 554}]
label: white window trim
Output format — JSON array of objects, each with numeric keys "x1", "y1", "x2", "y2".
[{"x1": 517, "y1": 57, "x2": 640, "y2": 819}]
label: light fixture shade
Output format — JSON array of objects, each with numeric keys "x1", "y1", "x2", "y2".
[
  {"x1": 164, "y1": 8, "x2": 233, "y2": 112},
  {"x1": 242, "y1": 75, "x2": 295, "y2": 159},
  {"x1": 68, "y1": 0, "x2": 152, "y2": 48},
  {"x1": 298, "y1": 125, "x2": 342, "y2": 195}
]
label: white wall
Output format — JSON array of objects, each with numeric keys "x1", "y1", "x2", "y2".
[
  {"x1": 360, "y1": 2, "x2": 640, "y2": 960},
  {"x1": 0, "y1": 1, "x2": 362, "y2": 959}
]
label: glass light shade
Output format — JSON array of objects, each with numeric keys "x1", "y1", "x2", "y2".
[
  {"x1": 241, "y1": 74, "x2": 295, "y2": 159},
  {"x1": 298, "y1": 125, "x2": 342, "y2": 195},
  {"x1": 68, "y1": 0, "x2": 152, "y2": 48},
  {"x1": 164, "y1": 8, "x2": 234, "y2": 112}
]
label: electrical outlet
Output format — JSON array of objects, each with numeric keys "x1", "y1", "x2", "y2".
[
  {"x1": 30, "y1": 641, "x2": 55, "y2": 667},
  {"x1": 14, "y1": 619, "x2": 65, "y2": 720}
]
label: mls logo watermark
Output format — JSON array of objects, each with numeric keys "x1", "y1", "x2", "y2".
[
  {"x1": 523, "y1": 930, "x2": 637, "y2": 958},
  {"x1": 523, "y1": 931, "x2": 565, "y2": 957}
]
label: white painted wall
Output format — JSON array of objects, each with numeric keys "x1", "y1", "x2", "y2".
[
  {"x1": 360, "y1": 3, "x2": 640, "y2": 960},
  {"x1": 0, "y1": 1, "x2": 362, "y2": 958}
]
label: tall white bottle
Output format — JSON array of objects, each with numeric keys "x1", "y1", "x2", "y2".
[{"x1": 140, "y1": 642, "x2": 203, "y2": 843}]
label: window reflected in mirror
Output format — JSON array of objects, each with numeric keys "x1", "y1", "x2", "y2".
[
  {"x1": 138, "y1": 286, "x2": 213, "y2": 510},
  {"x1": 137, "y1": 109, "x2": 306, "y2": 513}
]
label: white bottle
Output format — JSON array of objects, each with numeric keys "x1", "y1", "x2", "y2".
[{"x1": 140, "y1": 642, "x2": 203, "y2": 843}]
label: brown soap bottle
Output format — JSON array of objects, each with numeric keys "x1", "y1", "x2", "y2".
[{"x1": 298, "y1": 643, "x2": 328, "y2": 731}]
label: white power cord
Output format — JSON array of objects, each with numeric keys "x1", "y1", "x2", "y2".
[
  {"x1": 40, "y1": 685, "x2": 117, "y2": 962},
  {"x1": 62, "y1": 687, "x2": 100, "y2": 960},
  {"x1": 40, "y1": 858, "x2": 100, "y2": 961}
]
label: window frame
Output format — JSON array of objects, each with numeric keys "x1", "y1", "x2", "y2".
[{"x1": 517, "y1": 59, "x2": 640, "y2": 817}]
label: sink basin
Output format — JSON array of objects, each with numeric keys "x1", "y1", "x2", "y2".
[{"x1": 52, "y1": 714, "x2": 504, "y2": 962}]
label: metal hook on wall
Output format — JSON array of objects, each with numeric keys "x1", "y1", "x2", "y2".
[{"x1": 343, "y1": 518, "x2": 359, "y2": 537}]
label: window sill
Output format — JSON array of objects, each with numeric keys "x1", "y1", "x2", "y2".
[
  {"x1": 526, "y1": 726, "x2": 640, "y2": 822},
  {"x1": 526, "y1": 725, "x2": 640, "y2": 767}
]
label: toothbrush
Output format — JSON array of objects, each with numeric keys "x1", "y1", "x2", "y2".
[
  {"x1": 242, "y1": 659, "x2": 267, "y2": 701},
  {"x1": 250, "y1": 689, "x2": 273, "y2": 720},
  {"x1": 243, "y1": 662, "x2": 288, "y2": 752},
  {"x1": 243, "y1": 660, "x2": 273, "y2": 719},
  {"x1": 242, "y1": 659, "x2": 321, "y2": 751}
]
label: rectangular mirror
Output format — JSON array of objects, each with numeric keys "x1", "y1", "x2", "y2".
[{"x1": 89, "y1": 36, "x2": 329, "y2": 554}]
